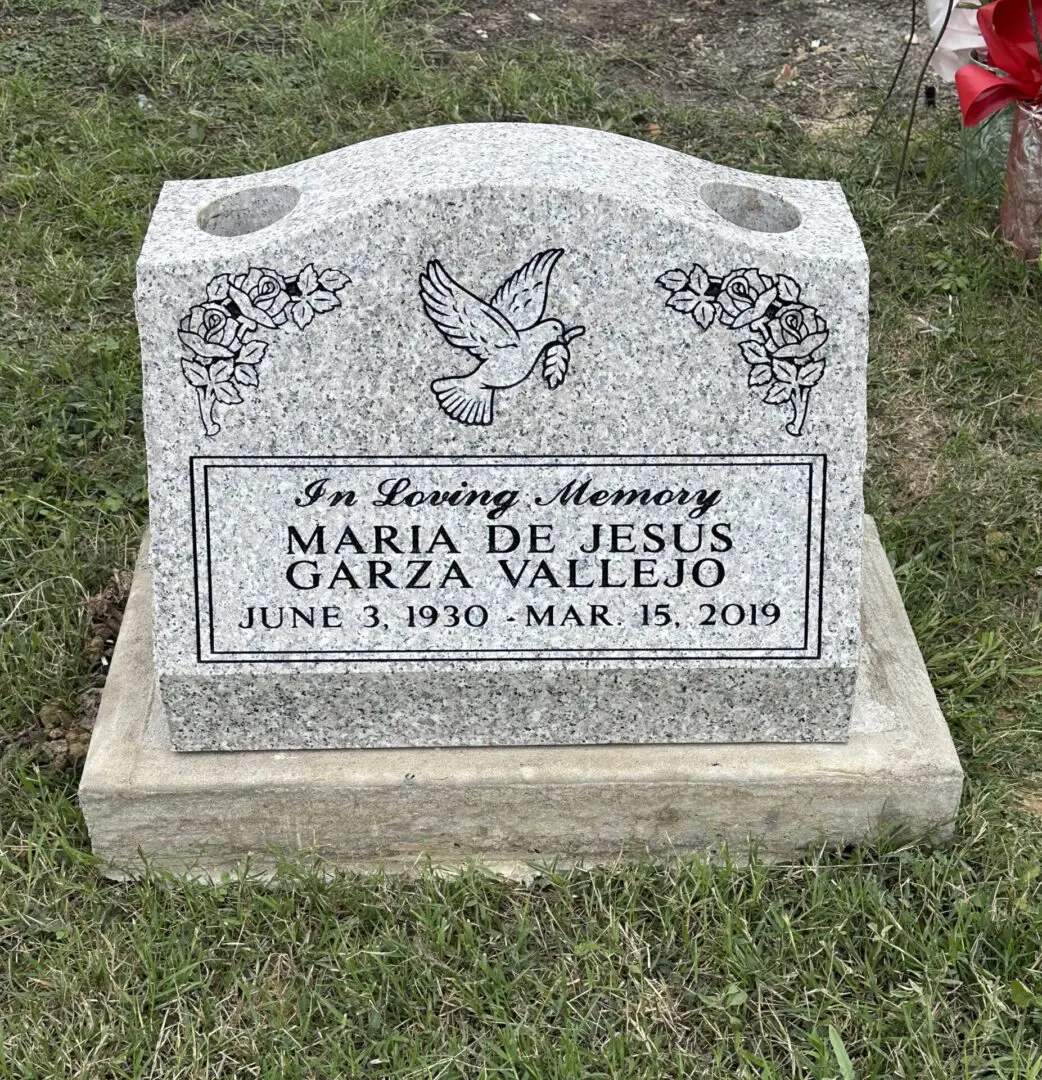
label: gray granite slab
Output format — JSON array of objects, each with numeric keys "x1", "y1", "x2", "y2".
[{"x1": 135, "y1": 123, "x2": 868, "y2": 750}]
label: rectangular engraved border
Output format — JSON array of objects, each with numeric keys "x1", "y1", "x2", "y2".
[{"x1": 190, "y1": 455, "x2": 827, "y2": 663}]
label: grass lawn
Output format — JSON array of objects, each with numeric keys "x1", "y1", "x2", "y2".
[{"x1": 2, "y1": 1, "x2": 1041, "y2": 1075}]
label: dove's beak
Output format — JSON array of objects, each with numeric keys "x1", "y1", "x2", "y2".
[{"x1": 560, "y1": 325, "x2": 585, "y2": 346}]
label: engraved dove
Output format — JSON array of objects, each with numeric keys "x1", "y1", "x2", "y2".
[{"x1": 420, "y1": 248, "x2": 586, "y2": 425}]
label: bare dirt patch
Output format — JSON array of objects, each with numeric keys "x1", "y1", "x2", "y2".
[
  {"x1": 870, "y1": 397, "x2": 956, "y2": 510},
  {"x1": 1014, "y1": 783, "x2": 1042, "y2": 815},
  {"x1": 100, "y1": 0, "x2": 215, "y2": 40},
  {"x1": 95, "y1": 0, "x2": 953, "y2": 128},
  {"x1": 18, "y1": 569, "x2": 133, "y2": 772},
  {"x1": 426, "y1": 0, "x2": 944, "y2": 122}
]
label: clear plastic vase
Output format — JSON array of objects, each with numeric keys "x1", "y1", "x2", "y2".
[{"x1": 1000, "y1": 102, "x2": 1042, "y2": 260}]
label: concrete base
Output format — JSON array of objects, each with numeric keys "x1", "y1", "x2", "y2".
[{"x1": 80, "y1": 518, "x2": 963, "y2": 878}]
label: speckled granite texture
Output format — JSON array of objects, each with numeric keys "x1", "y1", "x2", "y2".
[{"x1": 136, "y1": 123, "x2": 868, "y2": 751}]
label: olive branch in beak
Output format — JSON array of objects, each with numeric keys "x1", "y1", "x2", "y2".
[{"x1": 559, "y1": 325, "x2": 585, "y2": 346}]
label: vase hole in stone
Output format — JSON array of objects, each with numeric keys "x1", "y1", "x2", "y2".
[
  {"x1": 699, "y1": 181, "x2": 801, "y2": 233},
  {"x1": 197, "y1": 185, "x2": 300, "y2": 237}
]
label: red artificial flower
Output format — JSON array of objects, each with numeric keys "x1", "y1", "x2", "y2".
[{"x1": 955, "y1": 0, "x2": 1042, "y2": 126}]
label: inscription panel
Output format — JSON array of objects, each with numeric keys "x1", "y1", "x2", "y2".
[{"x1": 191, "y1": 455, "x2": 826, "y2": 662}]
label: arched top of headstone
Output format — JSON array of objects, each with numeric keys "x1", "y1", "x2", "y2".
[{"x1": 139, "y1": 123, "x2": 864, "y2": 269}]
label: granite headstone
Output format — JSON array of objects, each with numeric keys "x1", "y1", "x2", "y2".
[{"x1": 135, "y1": 123, "x2": 867, "y2": 751}]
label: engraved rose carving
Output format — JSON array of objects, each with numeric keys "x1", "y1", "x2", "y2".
[
  {"x1": 229, "y1": 267, "x2": 292, "y2": 328},
  {"x1": 764, "y1": 303, "x2": 829, "y2": 359},
  {"x1": 715, "y1": 268, "x2": 778, "y2": 328},
  {"x1": 656, "y1": 263, "x2": 829, "y2": 437},
  {"x1": 178, "y1": 264, "x2": 350, "y2": 436},
  {"x1": 178, "y1": 302, "x2": 247, "y2": 358}
]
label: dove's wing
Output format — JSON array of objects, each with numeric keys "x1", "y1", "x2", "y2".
[
  {"x1": 490, "y1": 249, "x2": 564, "y2": 332},
  {"x1": 420, "y1": 261, "x2": 519, "y2": 365}
]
